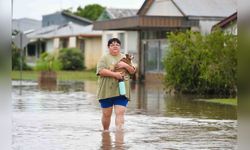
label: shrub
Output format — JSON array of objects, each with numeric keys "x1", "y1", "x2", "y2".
[
  {"x1": 58, "y1": 48, "x2": 84, "y2": 70},
  {"x1": 163, "y1": 30, "x2": 237, "y2": 96},
  {"x1": 35, "y1": 52, "x2": 62, "y2": 71},
  {"x1": 12, "y1": 43, "x2": 32, "y2": 70}
]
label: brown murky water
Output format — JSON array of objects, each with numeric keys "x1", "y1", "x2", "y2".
[{"x1": 12, "y1": 80, "x2": 237, "y2": 150}]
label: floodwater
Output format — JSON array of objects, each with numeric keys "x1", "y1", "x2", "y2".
[{"x1": 12, "y1": 80, "x2": 237, "y2": 150}]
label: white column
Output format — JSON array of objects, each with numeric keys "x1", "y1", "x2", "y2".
[
  {"x1": 53, "y1": 38, "x2": 60, "y2": 49},
  {"x1": 69, "y1": 36, "x2": 76, "y2": 48}
]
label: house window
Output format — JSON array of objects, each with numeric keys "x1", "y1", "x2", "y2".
[
  {"x1": 79, "y1": 40, "x2": 85, "y2": 53},
  {"x1": 27, "y1": 44, "x2": 36, "y2": 56},
  {"x1": 145, "y1": 40, "x2": 159, "y2": 71},
  {"x1": 106, "y1": 34, "x2": 113, "y2": 43},
  {"x1": 118, "y1": 33, "x2": 125, "y2": 53},
  {"x1": 60, "y1": 38, "x2": 68, "y2": 48},
  {"x1": 144, "y1": 39, "x2": 168, "y2": 72}
]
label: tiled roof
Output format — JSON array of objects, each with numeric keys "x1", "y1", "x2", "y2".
[
  {"x1": 106, "y1": 8, "x2": 138, "y2": 19},
  {"x1": 172, "y1": 0, "x2": 237, "y2": 18},
  {"x1": 138, "y1": 0, "x2": 237, "y2": 18},
  {"x1": 12, "y1": 18, "x2": 41, "y2": 32},
  {"x1": 27, "y1": 22, "x2": 101, "y2": 39}
]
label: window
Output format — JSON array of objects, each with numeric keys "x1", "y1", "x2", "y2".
[
  {"x1": 144, "y1": 39, "x2": 168, "y2": 72},
  {"x1": 118, "y1": 33, "x2": 125, "y2": 53},
  {"x1": 59, "y1": 38, "x2": 68, "y2": 48},
  {"x1": 106, "y1": 34, "x2": 113, "y2": 43}
]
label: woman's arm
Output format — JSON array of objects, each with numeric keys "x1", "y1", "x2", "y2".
[
  {"x1": 98, "y1": 69, "x2": 124, "y2": 80},
  {"x1": 117, "y1": 61, "x2": 136, "y2": 74}
]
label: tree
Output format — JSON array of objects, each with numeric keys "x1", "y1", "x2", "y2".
[{"x1": 74, "y1": 4, "x2": 105, "y2": 21}]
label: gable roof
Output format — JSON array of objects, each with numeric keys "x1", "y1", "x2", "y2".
[
  {"x1": 212, "y1": 12, "x2": 237, "y2": 30},
  {"x1": 137, "y1": 0, "x2": 154, "y2": 15},
  {"x1": 12, "y1": 18, "x2": 41, "y2": 32},
  {"x1": 173, "y1": 0, "x2": 237, "y2": 18},
  {"x1": 138, "y1": 0, "x2": 237, "y2": 18},
  {"x1": 61, "y1": 11, "x2": 93, "y2": 24},
  {"x1": 98, "y1": 8, "x2": 138, "y2": 21}
]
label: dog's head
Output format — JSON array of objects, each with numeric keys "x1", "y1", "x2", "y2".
[
  {"x1": 120, "y1": 54, "x2": 134, "y2": 65},
  {"x1": 125, "y1": 54, "x2": 134, "y2": 60}
]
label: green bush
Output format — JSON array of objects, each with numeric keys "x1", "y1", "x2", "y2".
[
  {"x1": 163, "y1": 30, "x2": 237, "y2": 96},
  {"x1": 35, "y1": 52, "x2": 62, "y2": 71},
  {"x1": 12, "y1": 44, "x2": 32, "y2": 70},
  {"x1": 58, "y1": 48, "x2": 84, "y2": 70}
]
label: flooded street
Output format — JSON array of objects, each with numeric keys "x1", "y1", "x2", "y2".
[{"x1": 12, "y1": 80, "x2": 237, "y2": 150}]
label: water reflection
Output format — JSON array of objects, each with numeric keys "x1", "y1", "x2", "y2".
[
  {"x1": 101, "y1": 132, "x2": 112, "y2": 150},
  {"x1": 129, "y1": 82, "x2": 237, "y2": 120},
  {"x1": 114, "y1": 130, "x2": 125, "y2": 150},
  {"x1": 100, "y1": 130, "x2": 125, "y2": 150}
]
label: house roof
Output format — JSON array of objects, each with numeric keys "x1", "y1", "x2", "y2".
[
  {"x1": 27, "y1": 22, "x2": 102, "y2": 39},
  {"x1": 173, "y1": 0, "x2": 237, "y2": 18},
  {"x1": 138, "y1": 0, "x2": 237, "y2": 18},
  {"x1": 98, "y1": 8, "x2": 138, "y2": 21},
  {"x1": 12, "y1": 18, "x2": 42, "y2": 32},
  {"x1": 106, "y1": 8, "x2": 138, "y2": 19},
  {"x1": 212, "y1": 12, "x2": 237, "y2": 30},
  {"x1": 61, "y1": 11, "x2": 93, "y2": 23},
  {"x1": 137, "y1": 0, "x2": 154, "y2": 15}
]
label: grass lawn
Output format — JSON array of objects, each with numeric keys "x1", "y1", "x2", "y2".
[
  {"x1": 199, "y1": 98, "x2": 237, "y2": 106},
  {"x1": 11, "y1": 70, "x2": 98, "y2": 81}
]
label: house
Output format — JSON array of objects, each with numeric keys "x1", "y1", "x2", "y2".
[
  {"x1": 96, "y1": 8, "x2": 139, "y2": 64},
  {"x1": 212, "y1": 12, "x2": 237, "y2": 35},
  {"x1": 25, "y1": 11, "x2": 102, "y2": 69},
  {"x1": 93, "y1": 0, "x2": 237, "y2": 82}
]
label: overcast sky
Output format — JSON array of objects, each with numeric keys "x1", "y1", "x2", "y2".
[{"x1": 13, "y1": 0, "x2": 145, "y2": 20}]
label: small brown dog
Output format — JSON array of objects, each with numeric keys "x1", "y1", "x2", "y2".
[{"x1": 114, "y1": 54, "x2": 134, "y2": 75}]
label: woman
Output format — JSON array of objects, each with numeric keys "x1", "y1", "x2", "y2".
[{"x1": 96, "y1": 38, "x2": 136, "y2": 131}]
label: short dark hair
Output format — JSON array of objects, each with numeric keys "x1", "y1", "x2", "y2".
[{"x1": 107, "y1": 38, "x2": 121, "y2": 47}]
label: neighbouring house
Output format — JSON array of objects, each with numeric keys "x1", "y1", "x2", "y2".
[
  {"x1": 93, "y1": 0, "x2": 237, "y2": 82},
  {"x1": 25, "y1": 11, "x2": 102, "y2": 69},
  {"x1": 12, "y1": 18, "x2": 42, "y2": 33},
  {"x1": 96, "y1": 8, "x2": 139, "y2": 65},
  {"x1": 212, "y1": 12, "x2": 237, "y2": 35}
]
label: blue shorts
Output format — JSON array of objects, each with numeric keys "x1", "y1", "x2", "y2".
[{"x1": 99, "y1": 96, "x2": 129, "y2": 108}]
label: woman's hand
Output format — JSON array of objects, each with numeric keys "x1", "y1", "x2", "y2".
[{"x1": 113, "y1": 72, "x2": 124, "y2": 80}]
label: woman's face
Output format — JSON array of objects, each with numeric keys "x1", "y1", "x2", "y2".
[{"x1": 108, "y1": 42, "x2": 121, "y2": 56}]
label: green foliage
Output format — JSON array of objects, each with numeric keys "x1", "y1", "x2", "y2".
[
  {"x1": 74, "y1": 4, "x2": 105, "y2": 21},
  {"x1": 163, "y1": 30, "x2": 237, "y2": 96},
  {"x1": 12, "y1": 43, "x2": 32, "y2": 70},
  {"x1": 58, "y1": 48, "x2": 85, "y2": 70},
  {"x1": 35, "y1": 52, "x2": 62, "y2": 71}
]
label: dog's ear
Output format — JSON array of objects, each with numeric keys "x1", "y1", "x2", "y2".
[
  {"x1": 125, "y1": 54, "x2": 129, "y2": 58},
  {"x1": 130, "y1": 55, "x2": 134, "y2": 60}
]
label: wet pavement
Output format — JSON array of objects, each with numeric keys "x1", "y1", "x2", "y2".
[{"x1": 12, "y1": 80, "x2": 237, "y2": 150}]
